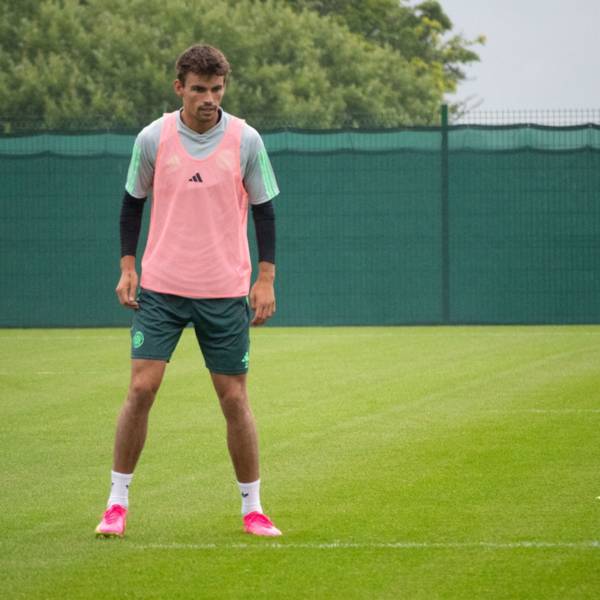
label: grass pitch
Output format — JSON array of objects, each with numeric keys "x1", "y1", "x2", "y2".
[{"x1": 1, "y1": 326, "x2": 599, "y2": 599}]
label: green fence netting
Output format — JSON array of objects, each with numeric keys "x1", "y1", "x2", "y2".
[{"x1": 1, "y1": 124, "x2": 599, "y2": 326}]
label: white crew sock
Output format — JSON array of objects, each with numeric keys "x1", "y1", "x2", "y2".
[
  {"x1": 107, "y1": 470, "x2": 133, "y2": 508},
  {"x1": 237, "y1": 479, "x2": 262, "y2": 515}
]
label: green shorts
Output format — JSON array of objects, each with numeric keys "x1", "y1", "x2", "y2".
[{"x1": 130, "y1": 289, "x2": 250, "y2": 374}]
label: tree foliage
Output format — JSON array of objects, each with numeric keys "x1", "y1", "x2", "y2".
[
  {"x1": 286, "y1": 0, "x2": 484, "y2": 95},
  {"x1": 0, "y1": 0, "x2": 482, "y2": 130}
]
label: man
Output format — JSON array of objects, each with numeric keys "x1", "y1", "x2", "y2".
[{"x1": 95, "y1": 44, "x2": 281, "y2": 538}]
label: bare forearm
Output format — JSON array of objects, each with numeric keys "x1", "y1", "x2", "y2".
[
  {"x1": 250, "y1": 262, "x2": 276, "y2": 326},
  {"x1": 115, "y1": 257, "x2": 139, "y2": 309},
  {"x1": 256, "y1": 261, "x2": 275, "y2": 283},
  {"x1": 120, "y1": 255, "x2": 136, "y2": 272}
]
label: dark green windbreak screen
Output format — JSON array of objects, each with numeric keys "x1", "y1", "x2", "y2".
[
  {"x1": 1, "y1": 126, "x2": 598, "y2": 326},
  {"x1": 277, "y1": 150, "x2": 441, "y2": 325},
  {"x1": 449, "y1": 149, "x2": 600, "y2": 323}
]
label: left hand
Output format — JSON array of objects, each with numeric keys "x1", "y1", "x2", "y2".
[{"x1": 249, "y1": 279, "x2": 276, "y2": 326}]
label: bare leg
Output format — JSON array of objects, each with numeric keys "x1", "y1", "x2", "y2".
[
  {"x1": 113, "y1": 359, "x2": 167, "y2": 473},
  {"x1": 211, "y1": 372, "x2": 259, "y2": 483}
]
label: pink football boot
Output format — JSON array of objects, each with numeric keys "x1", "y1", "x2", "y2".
[
  {"x1": 243, "y1": 511, "x2": 282, "y2": 537},
  {"x1": 95, "y1": 504, "x2": 128, "y2": 538}
]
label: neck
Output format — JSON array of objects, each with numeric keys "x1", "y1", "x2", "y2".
[{"x1": 180, "y1": 108, "x2": 221, "y2": 134}]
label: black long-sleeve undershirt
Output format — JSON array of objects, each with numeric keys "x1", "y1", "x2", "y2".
[
  {"x1": 251, "y1": 200, "x2": 276, "y2": 264},
  {"x1": 119, "y1": 190, "x2": 276, "y2": 264},
  {"x1": 119, "y1": 191, "x2": 146, "y2": 257}
]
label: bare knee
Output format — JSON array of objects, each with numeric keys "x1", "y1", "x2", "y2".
[
  {"x1": 219, "y1": 388, "x2": 252, "y2": 425},
  {"x1": 124, "y1": 360, "x2": 165, "y2": 414},
  {"x1": 126, "y1": 377, "x2": 160, "y2": 413}
]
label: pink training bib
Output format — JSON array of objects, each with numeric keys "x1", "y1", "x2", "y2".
[{"x1": 141, "y1": 111, "x2": 251, "y2": 298}]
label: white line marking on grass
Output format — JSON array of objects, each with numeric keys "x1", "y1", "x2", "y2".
[
  {"x1": 132, "y1": 541, "x2": 600, "y2": 551},
  {"x1": 485, "y1": 409, "x2": 600, "y2": 414}
]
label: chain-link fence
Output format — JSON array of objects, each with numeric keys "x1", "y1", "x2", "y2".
[
  {"x1": 2, "y1": 107, "x2": 599, "y2": 134},
  {"x1": 450, "y1": 108, "x2": 600, "y2": 126}
]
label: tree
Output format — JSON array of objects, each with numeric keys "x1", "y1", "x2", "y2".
[
  {"x1": 0, "y1": 0, "x2": 482, "y2": 130},
  {"x1": 285, "y1": 0, "x2": 484, "y2": 96}
]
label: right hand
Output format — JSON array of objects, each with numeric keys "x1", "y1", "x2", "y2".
[{"x1": 115, "y1": 269, "x2": 139, "y2": 309}]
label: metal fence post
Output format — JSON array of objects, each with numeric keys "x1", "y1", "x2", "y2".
[{"x1": 441, "y1": 104, "x2": 450, "y2": 324}]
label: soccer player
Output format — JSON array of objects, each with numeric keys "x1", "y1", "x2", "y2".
[{"x1": 95, "y1": 44, "x2": 281, "y2": 538}]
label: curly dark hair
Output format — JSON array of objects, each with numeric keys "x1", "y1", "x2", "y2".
[{"x1": 175, "y1": 44, "x2": 231, "y2": 84}]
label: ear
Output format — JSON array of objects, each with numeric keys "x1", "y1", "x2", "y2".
[{"x1": 173, "y1": 79, "x2": 184, "y2": 97}]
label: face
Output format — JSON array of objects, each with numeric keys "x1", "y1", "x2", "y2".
[{"x1": 174, "y1": 72, "x2": 226, "y2": 132}]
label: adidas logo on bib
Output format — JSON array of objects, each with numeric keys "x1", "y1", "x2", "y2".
[{"x1": 188, "y1": 172, "x2": 203, "y2": 183}]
